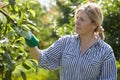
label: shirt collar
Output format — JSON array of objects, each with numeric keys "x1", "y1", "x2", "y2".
[
  {"x1": 75, "y1": 34, "x2": 104, "y2": 47},
  {"x1": 96, "y1": 35, "x2": 104, "y2": 47}
]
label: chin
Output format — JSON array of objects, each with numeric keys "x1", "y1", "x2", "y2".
[
  {"x1": 76, "y1": 31, "x2": 83, "y2": 35},
  {"x1": 75, "y1": 31, "x2": 80, "y2": 35}
]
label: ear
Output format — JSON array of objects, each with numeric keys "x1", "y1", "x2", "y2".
[{"x1": 92, "y1": 22, "x2": 98, "y2": 30}]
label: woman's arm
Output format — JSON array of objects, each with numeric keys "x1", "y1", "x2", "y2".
[
  {"x1": 99, "y1": 51, "x2": 117, "y2": 80},
  {"x1": 29, "y1": 46, "x2": 40, "y2": 61}
]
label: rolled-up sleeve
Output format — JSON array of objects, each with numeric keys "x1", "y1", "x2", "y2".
[
  {"x1": 38, "y1": 36, "x2": 69, "y2": 70},
  {"x1": 99, "y1": 51, "x2": 117, "y2": 80}
]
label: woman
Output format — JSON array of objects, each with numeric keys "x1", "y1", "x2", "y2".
[
  {"x1": 29, "y1": 3, "x2": 117, "y2": 80},
  {"x1": 0, "y1": 2, "x2": 117, "y2": 80}
]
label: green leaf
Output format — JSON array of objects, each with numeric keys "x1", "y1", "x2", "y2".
[
  {"x1": 18, "y1": 9, "x2": 22, "y2": 18},
  {"x1": 0, "y1": 13, "x2": 5, "y2": 23},
  {"x1": 0, "y1": 48, "x2": 2, "y2": 53},
  {"x1": 4, "y1": 51, "x2": 13, "y2": 63},
  {"x1": 27, "y1": 24, "x2": 39, "y2": 32},
  {"x1": 5, "y1": 70, "x2": 12, "y2": 80},
  {"x1": 14, "y1": 5, "x2": 19, "y2": 12},
  {"x1": 22, "y1": 62, "x2": 31, "y2": 70},
  {"x1": 9, "y1": 0, "x2": 16, "y2": 6},
  {"x1": 20, "y1": 70, "x2": 26, "y2": 80},
  {"x1": 0, "y1": 63, "x2": 4, "y2": 73},
  {"x1": 28, "y1": 9, "x2": 36, "y2": 17},
  {"x1": 26, "y1": 20, "x2": 36, "y2": 26},
  {"x1": 31, "y1": 59, "x2": 38, "y2": 73},
  {"x1": 22, "y1": 59, "x2": 38, "y2": 71},
  {"x1": 3, "y1": 51, "x2": 15, "y2": 70},
  {"x1": 21, "y1": 24, "x2": 30, "y2": 31},
  {"x1": 116, "y1": 60, "x2": 120, "y2": 68}
]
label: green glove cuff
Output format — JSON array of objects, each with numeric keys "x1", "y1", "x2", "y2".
[{"x1": 25, "y1": 32, "x2": 39, "y2": 47}]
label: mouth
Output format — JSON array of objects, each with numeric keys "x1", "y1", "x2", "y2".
[
  {"x1": 75, "y1": 25, "x2": 81, "y2": 30},
  {"x1": 75, "y1": 22, "x2": 81, "y2": 30}
]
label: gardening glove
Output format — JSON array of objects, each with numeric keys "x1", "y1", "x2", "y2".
[
  {"x1": 13, "y1": 25, "x2": 39, "y2": 47},
  {"x1": 24, "y1": 31, "x2": 39, "y2": 47}
]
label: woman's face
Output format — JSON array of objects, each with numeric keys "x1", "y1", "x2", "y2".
[{"x1": 75, "y1": 11, "x2": 96, "y2": 35}]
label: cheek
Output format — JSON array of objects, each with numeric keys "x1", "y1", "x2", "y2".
[
  {"x1": 81, "y1": 23, "x2": 89, "y2": 29},
  {"x1": 81, "y1": 23, "x2": 92, "y2": 32}
]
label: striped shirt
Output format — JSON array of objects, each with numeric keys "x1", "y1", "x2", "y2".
[{"x1": 38, "y1": 35, "x2": 117, "y2": 80}]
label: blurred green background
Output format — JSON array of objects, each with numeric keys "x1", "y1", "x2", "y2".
[{"x1": 0, "y1": 0, "x2": 120, "y2": 80}]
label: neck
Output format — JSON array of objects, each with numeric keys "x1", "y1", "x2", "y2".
[{"x1": 79, "y1": 33, "x2": 98, "y2": 45}]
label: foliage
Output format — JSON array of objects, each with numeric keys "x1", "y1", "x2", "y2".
[
  {"x1": 116, "y1": 60, "x2": 120, "y2": 80},
  {"x1": 0, "y1": 0, "x2": 120, "y2": 80},
  {"x1": 0, "y1": 0, "x2": 42, "y2": 80},
  {"x1": 100, "y1": 0, "x2": 120, "y2": 60}
]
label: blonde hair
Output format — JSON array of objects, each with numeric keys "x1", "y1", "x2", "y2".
[{"x1": 75, "y1": 3, "x2": 105, "y2": 40}]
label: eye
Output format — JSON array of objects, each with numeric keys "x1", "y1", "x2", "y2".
[
  {"x1": 80, "y1": 17, "x2": 85, "y2": 21},
  {"x1": 76, "y1": 16, "x2": 79, "y2": 19}
]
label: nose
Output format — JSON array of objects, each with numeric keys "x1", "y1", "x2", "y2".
[
  {"x1": 75, "y1": 22, "x2": 78, "y2": 25},
  {"x1": 75, "y1": 20, "x2": 80, "y2": 25},
  {"x1": 75, "y1": 22, "x2": 77, "y2": 25}
]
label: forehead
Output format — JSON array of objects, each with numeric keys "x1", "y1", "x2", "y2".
[{"x1": 76, "y1": 10, "x2": 90, "y2": 19}]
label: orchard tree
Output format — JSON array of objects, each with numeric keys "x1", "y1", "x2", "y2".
[
  {"x1": 100, "y1": 0, "x2": 120, "y2": 59},
  {"x1": 0, "y1": 0, "x2": 43, "y2": 80}
]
